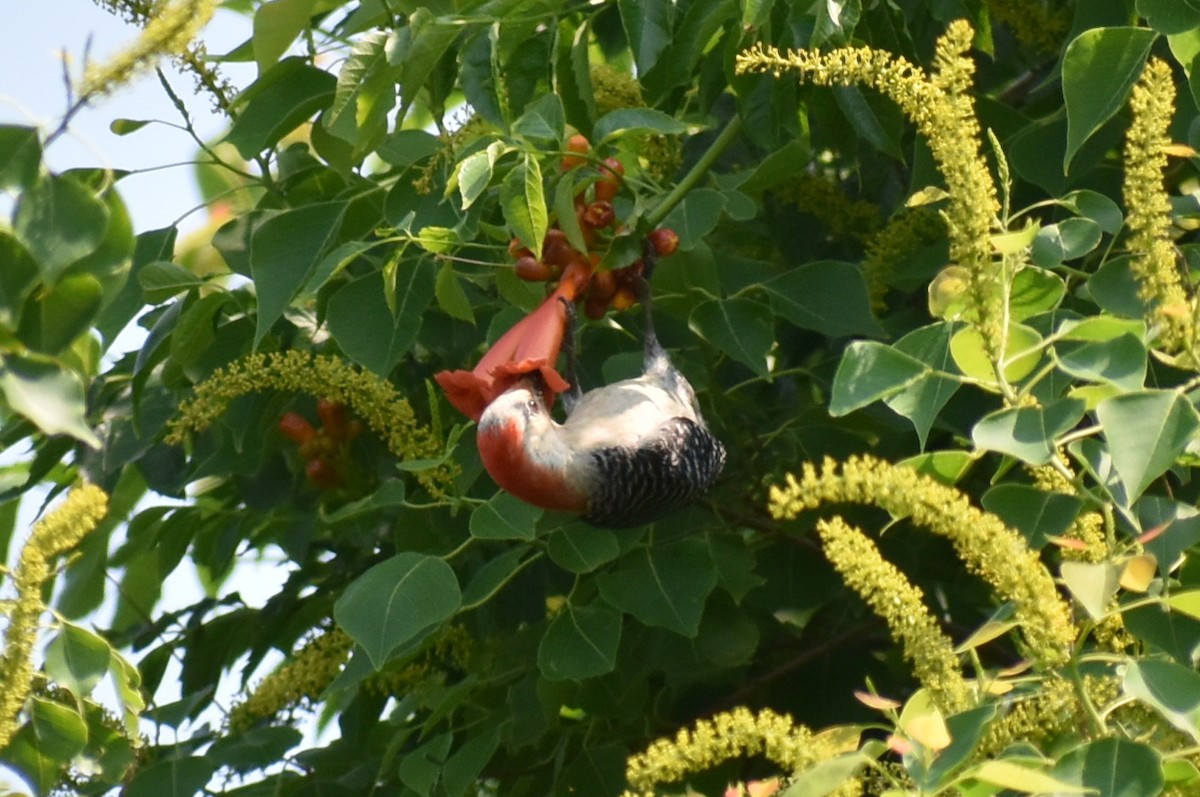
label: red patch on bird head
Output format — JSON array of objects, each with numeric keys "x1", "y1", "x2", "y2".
[{"x1": 476, "y1": 415, "x2": 587, "y2": 514}]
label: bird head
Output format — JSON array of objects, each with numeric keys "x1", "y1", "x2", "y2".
[{"x1": 476, "y1": 376, "x2": 588, "y2": 513}]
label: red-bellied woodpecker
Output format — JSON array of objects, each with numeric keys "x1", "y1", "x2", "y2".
[{"x1": 475, "y1": 270, "x2": 725, "y2": 528}]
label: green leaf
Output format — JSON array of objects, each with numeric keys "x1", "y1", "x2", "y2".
[
  {"x1": 435, "y1": 261, "x2": 474, "y2": 323},
  {"x1": 0, "y1": 125, "x2": 42, "y2": 191},
  {"x1": 784, "y1": 748, "x2": 875, "y2": 797},
  {"x1": 922, "y1": 704, "x2": 998, "y2": 789},
  {"x1": 1167, "y1": 590, "x2": 1200, "y2": 621},
  {"x1": 387, "y1": 9, "x2": 462, "y2": 120},
  {"x1": 0, "y1": 232, "x2": 39, "y2": 325},
  {"x1": 1056, "y1": 333, "x2": 1146, "y2": 391},
  {"x1": 125, "y1": 756, "x2": 216, "y2": 797},
  {"x1": 537, "y1": 602, "x2": 621, "y2": 680},
  {"x1": 884, "y1": 323, "x2": 961, "y2": 448},
  {"x1": 1062, "y1": 27, "x2": 1157, "y2": 172},
  {"x1": 334, "y1": 552, "x2": 462, "y2": 668},
  {"x1": 43, "y1": 622, "x2": 113, "y2": 698},
  {"x1": 109, "y1": 118, "x2": 151, "y2": 136},
  {"x1": 29, "y1": 698, "x2": 88, "y2": 761},
  {"x1": 442, "y1": 727, "x2": 502, "y2": 797},
  {"x1": 1060, "y1": 560, "x2": 1120, "y2": 619},
  {"x1": 950, "y1": 323, "x2": 1043, "y2": 384},
  {"x1": 501, "y1": 154, "x2": 548, "y2": 254},
  {"x1": 1030, "y1": 219, "x2": 1103, "y2": 267},
  {"x1": 689, "y1": 298, "x2": 773, "y2": 377},
  {"x1": 456, "y1": 141, "x2": 506, "y2": 210},
  {"x1": 1124, "y1": 659, "x2": 1200, "y2": 743},
  {"x1": 1097, "y1": 390, "x2": 1200, "y2": 503},
  {"x1": 377, "y1": 129, "x2": 440, "y2": 167},
  {"x1": 619, "y1": 0, "x2": 672, "y2": 76},
  {"x1": 972, "y1": 398, "x2": 1086, "y2": 466},
  {"x1": 470, "y1": 492, "x2": 541, "y2": 541},
  {"x1": 1061, "y1": 189, "x2": 1124, "y2": 234},
  {"x1": 1138, "y1": 0, "x2": 1200, "y2": 34},
  {"x1": 981, "y1": 485, "x2": 1084, "y2": 549},
  {"x1": 592, "y1": 107, "x2": 687, "y2": 141},
  {"x1": 327, "y1": 263, "x2": 434, "y2": 374},
  {"x1": 1009, "y1": 268, "x2": 1066, "y2": 321},
  {"x1": 969, "y1": 759, "x2": 1093, "y2": 793},
  {"x1": 321, "y1": 480, "x2": 406, "y2": 523},
  {"x1": 14, "y1": 173, "x2": 109, "y2": 281},
  {"x1": 461, "y1": 548, "x2": 529, "y2": 609},
  {"x1": 17, "y1": 273, "x2": 103, "y2": 355},
  {"x1": 252, "y1": 0, "x2": 316, "y2": 71},
  {"x1": 658, "y1": 188, "x2": 725, "y2": 251},
  {"x1": 513, "y1": 93, "x2": 565, "y2": 143},
  {"x1": 251, "y1": 201, "x2": 345, "y2": 346},
  {"x1": 138, "y1": 261, "x2": 207, "y2": 303},
  {"x1": 1089, "y1": 256, "x2": 1149, "y2": 318},
  {"x1": 324, "y1": 30, "x2": 398, "y2": 147},
  {"x1": 226, "y1": 58, "x2": 337, "y2": 158},
  {"x1": 208, "y1": 727, "x2": 303, "y2": 775},
  {"x1": 547, "y1": 526, "x2": 620, "y2": 574},
  {"x1": 830, "y1": 341, "x2": 928, "y2": 416},
  {"x1": 0, "y1": 354, "x2": 100, "y2": 447},
  {"x1": 597, "y1": 540, "x2": 717, "y2": 637},
  {"x1": 762, "y1": 261, "x2": 885, "y2": 338}
]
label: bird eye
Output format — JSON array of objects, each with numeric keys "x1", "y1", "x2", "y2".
[{"x1": 526, "y1": 398, "x2": 539, "y2": 413}]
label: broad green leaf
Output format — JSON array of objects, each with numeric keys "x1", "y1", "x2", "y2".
[
  {"x1": 597, "y1": 540, "x2": 717, "y2": 637},
  {"x1": 1061, "y1": 189, "x2": 1123, "y2": 234},
  {"x1": 969, "y1": 759, "x2": 1092, "y2": 793},
  {"x1": 334, "y1": 552, "x2": 462, "y2": 667},
  {"x1": 688, "y1": 298, "x2": 773, "y2": 378},
  {"x1": 1030, "y1": 219, "x2": 1103, "y2": 267},
  {"x1": 1138, "y1": 497, "x2": 1200, "y2": 577},
  {"x1": 1167, "y1": 590, "x2": 1200, "y2": 621},
  {"x1": 0, "y1": 232, "x2": 39, "y2": 324},
  {"x1": 125, "y1": 756, "x2": 216, "y2": 797},
  {"x1": 1009, "y1": 267, "x2": 1066, "y2": 320},
  {"x1": 327, "y1": 263, "x2": 434, "y2": 375},
  {"x1": 470, "y1": 491, "x2": 541, "y2": 541},
  {"x1": 434, "y1": 261, "x2": 474, "y2": 323},
  {"x1": 18, "y1": 272, "x2": 103, "y2": 355},
  {"x1": 1060, "y1": 560, "x2": 1120, "y2": 619},
  {"x1": 922, "y1": 704, "x2": 998, "y2": 789},
  {"x1": 513, "y1": 93, "x2": 565, "y2": 143},
  {"x1": 398, "y1": 733, "x2": 452, "y2": 794},
  {"x1": 252, "y1": 0, "x2": 316, "y2": 72},
  {"x1": 950, "y1": 323, "x2": 1043, "y2": 384},
  {"x1": 251, "y1": 201, "x2": 345, "y2": 346},
  {"x1": 442, "y1": 727, "x2": 503, "y2": 797},
  {"x1": 537, "y1": 602, "x2": 621, "y2": 680},
  {"x1": 0, "y1": 125, "x2": 42, "y2": 191},
  {"x1": 835, "y1": 86, "x2": 905, "y2": 159},
  {"x1": 456, "y1": 140, "x2": 505, "y2": 210},
  {"x1": 658, "y1": 188, "x2": 725, "y2": 251},
  {"x1": 1056, "y1": 333, "x2": 1146, "y2": 390},
  {"x1": 377, "y1": 129, "x2": 440, "y2": 167},
  {"x1": 387, "y1": 9, "x2": 462, "y2": 120},
  {"x1": 1097, "y1": 390, "x2": 1200, "y2": 503},
  {"x1": 830, "y1": 341, "x2": 928, "y2": 416},
  {"x1": 0, "y1": 354, "x2": 100, "y2": 447},
  {"x1": 207, "y1": 726, "x2": 303, "y2": 775},
  {"x1": 461, "y1": 548, "x2": 530, "y2": 609},
  {"x1": 740, "y1": 140, "x2": 811, "y2": 192},
  {"x1": 324, "y1": 30, "x2": 398, "y2": 147},
  {"x1": 321, "y1": 479, "x2": 406, "y2": 523},
  {"x1": 1124, "y1": 659, "x2": 1200, "y2": 742},
  {"x1": 1088, "y1": 256, "x2": 1149, "y2": 318},
  {"x1": 226, "y1": 58, "x2": 337, "y2": 158},
  {"x1": 763, "y1": 261, "x2": 885, "y2": 338},
  {"x1": 982, "y1": 484, "x2": 1084, "y2": 549},
  {"x1": 885, "y1": 323, "x2": 961, "y2": 448},
  {"x1": 29, "y1": 698, "x2": 88, "y2": 760},
  {"x1": 501, "y1": 154, "x2": 548, "y2": 254},
  {"x1": 619, "y1": 0, "x2": 672, "y2": 76},
  {"x1": 460, "y1": 27, "x2": 503, "y2": 127},
  {"x1": 1124, "y1": 604, "x2": 1200, "y2": 665},
  {"x1": 1062, "y1": 27, "x2": 1156, "y2": 171},
  {"x1": 43, "y1": 622, "x2": 112, "y2": 698},
  {"x1": 592, "y1": 108, "x2": 688, "y2": 141},
  {"x1": 783, "y1": 749, "x2": 874, "y2": 797},
  {"x1": 1138, "y1": 0, "x2": 1200, "y2": 34},
  {"x1": 972, "y1": 398, "x2": 1086, "y2": 465},
  {"x1": 138, "y1": 261, "x2": 207, "y2": 303},
  {"x1": 14, "y1": 172, "x2": 109, "y2": 281},
  {"x1": 547, "y1": 526, "x2": 620, "y2": 573},
  {"x1": 900, "y1": 450, "x2": 974, "y2": 483}
]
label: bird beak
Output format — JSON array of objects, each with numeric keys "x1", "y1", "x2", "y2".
[{"x1": 435, "y1": 259, "x2": 593, "y2": 422}]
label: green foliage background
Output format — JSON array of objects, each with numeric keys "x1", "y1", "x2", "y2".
[{"x1": 4, "y1": 0, "x2": 1200, "y2": 795}]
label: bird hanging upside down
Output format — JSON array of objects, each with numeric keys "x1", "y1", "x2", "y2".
[{"x1": 437, "y1": 248, "x2": 725, "y2": 528}]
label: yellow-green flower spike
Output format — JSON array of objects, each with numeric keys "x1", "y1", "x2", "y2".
[
  {"x1": 769, "y1": 455, "x2": 1075, "y2": 667},
  {"x1": 0, "y1": 484, "x2": 109, "y2": 749}
]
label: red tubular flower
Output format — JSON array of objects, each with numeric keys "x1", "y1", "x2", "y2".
[{"x1": 435, "y1": 260, "x2": 593, "y2": 421}]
